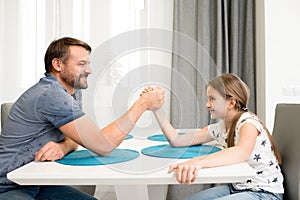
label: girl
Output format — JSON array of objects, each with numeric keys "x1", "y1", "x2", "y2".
[{"x1": 151, "y1": 73, "x2": 283, "y2": 200}]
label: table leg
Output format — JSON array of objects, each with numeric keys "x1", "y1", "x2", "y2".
[
  {"x1": 148, "y1": 185, "x2": 168, "y2": 200},
  {"x1": 114, "y1": 185, "x2": 168, "y2": 200}
]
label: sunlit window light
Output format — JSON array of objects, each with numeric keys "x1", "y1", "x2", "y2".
[{"x1": 18, "y1": 0, "x2": 37, "y2": 88}]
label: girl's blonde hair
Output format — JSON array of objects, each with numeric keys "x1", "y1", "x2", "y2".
[{"x1": 208, "y1": 73, "x2": 281, "y2": 164}]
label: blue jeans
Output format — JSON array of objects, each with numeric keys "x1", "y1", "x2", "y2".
[
  {"x1": 184, "y1": 184, "x2": 283, "y2": 200},
  {"x1": 0, "y1": 185, "x2": 96, "y2": 200}
]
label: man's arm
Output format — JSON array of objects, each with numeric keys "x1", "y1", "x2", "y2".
[{"x1": 59, "y1": 87, "x2": 165, "y2": 156}]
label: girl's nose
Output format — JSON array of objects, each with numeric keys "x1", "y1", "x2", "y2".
[{"x1": 205, "y1": 101, "x2": 210, "y2": 108}]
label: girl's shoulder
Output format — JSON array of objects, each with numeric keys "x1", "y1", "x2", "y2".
[
  {"x1": 238, "y1": 112, "x2": 259, "y2": 122},
  {"x1": 237, "y1": 112, "x2": 263, "y2": 132}
]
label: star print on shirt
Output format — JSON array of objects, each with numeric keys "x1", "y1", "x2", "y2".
[
  {"x1": 272, "y1": 177, "x2": 278, "y2": 183},
  {"x1": 212, "y1": 130, "x2": 220, "y2": 138},
  {"x1": 253, "y1": 154, "x2": 262, "y2": 162},
  {"x1": 212, "y1": 130, "x2": 215, "y2": 137},
  {"x1": 257, "y1": 170, "x2": 263, "y2": 175},
  {"x1": 269, "y1": 160, "x2": 274, "y2": 166},
  {"x1": 261, "y1": 140, "x2": 266, "y2": 147}
]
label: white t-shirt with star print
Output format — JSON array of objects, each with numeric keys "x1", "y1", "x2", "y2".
[{"x1": 208, "y1": 112, "x2": 284, "y2": 194}]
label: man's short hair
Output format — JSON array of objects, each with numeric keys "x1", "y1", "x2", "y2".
[{"x1": 44, "y1": 37, "x2": 92, "y2": 73}]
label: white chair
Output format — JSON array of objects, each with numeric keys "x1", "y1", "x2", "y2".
[
  {"x1": 272, "y1": 103, "x2": 300, "y2": 200},
  {"x1": 1, "y1": 102, "x2": 96, "y2": 196}
]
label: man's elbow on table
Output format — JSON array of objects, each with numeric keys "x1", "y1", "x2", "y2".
[{"x1": 84, "y1": 139, "x2": 117, "y2": 157}]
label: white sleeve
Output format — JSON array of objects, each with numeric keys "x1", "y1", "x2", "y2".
[{"x1": 237, "y1": 116, "x2": 263, "y2": 134}]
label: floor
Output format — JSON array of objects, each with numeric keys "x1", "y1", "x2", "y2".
[
  {"x1": 94, "y1": 185, "x2": 117, "y2": 200},
  {"x1": 92, "y1": 184, "x2": 213, "y2": 200}
]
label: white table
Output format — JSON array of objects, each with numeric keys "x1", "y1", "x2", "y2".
[{"x1": 8, "y1": 135, "x2": 255, "y2": 200}]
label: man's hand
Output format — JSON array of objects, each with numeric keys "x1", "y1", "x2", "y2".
[
  {"x1": 34, "y1": 137, "x2": 78, "y2": 161},
  {"x1": 140, "y1": 86, "x2": 165, "y2": 110}
]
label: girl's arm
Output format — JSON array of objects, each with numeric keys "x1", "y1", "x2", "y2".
[
  {"x1": 169, "y1": 122, "x2": 258, "y2": 184},
  {"x1": 152, "y1": 108, "x2": 213, "y2": 147}
]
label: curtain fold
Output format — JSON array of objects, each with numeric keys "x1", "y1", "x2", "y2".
[{"x1": 170, "y1": 0, "x2": 256, "y2": 129}]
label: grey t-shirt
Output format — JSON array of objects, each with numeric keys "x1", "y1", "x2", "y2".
[{"x1": 0, "y1": 74, "x2": 85, "y2": 192}]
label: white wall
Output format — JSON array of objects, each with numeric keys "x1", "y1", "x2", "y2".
[{"x1": 264, "y1": 0, "x2": 300, "y2": 131}]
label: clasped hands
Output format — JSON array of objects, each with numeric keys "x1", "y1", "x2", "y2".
[{"x1": 140, "y1": 86, "x2": 165, "y2": 110}]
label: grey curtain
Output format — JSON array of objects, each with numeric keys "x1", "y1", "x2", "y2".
[
  {"x1": 167, "y1": 0, "x2": 256, "y2": 199},
  {"x1": 170, "y1": 0, "x2": 256, "y2": 129}
]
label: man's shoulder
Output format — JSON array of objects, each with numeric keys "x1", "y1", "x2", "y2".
[
  {"x1": 16, "y1": 77, "x2": 71, "y2": 110},
  {"x1": 35, "y1": 76, "x2": 68, "y2": 96}
]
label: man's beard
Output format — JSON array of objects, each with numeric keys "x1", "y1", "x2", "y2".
[{"x1": 74, "y1": 75, "x2": 88, "y2": 89}]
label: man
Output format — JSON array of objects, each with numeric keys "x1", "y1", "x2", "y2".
[{"x1": 0, "y1": 37, "x2": 165, "y2": 199}]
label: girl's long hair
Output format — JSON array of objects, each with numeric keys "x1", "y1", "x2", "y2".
[{"x1": 208, "y1": 73, "x2": 281, "y2": 164}]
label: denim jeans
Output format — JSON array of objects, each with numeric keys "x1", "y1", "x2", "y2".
[
  {"x1": 0, "y1": 185, "x2": 96, "y2": 200},
  {"x1": 184, "y1": 184, "x2": 283, "y2": 200}
]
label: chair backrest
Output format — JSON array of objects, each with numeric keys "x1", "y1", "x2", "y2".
[
  {"x1": 272, "y1": 103, "x2": 300, "y2": 200},
  {"x1": 1, "y1": 102, "x2": 13, "y2": 130}
]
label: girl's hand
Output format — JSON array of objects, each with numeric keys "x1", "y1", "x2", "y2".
[{"x1": 168, "y1": 157, "x2": 202, "y2": 184}]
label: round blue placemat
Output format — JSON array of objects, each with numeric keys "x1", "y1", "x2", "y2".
[
  {"x1": 141, "y1": 144, "x2": 221, "y2": 159},
  {"x1": 56, "y1": 149, "x2": 139, "y2": 166},
  {"x1": 147, "y1": 133, "x2": 184, "y2": 142},
  {"x1": 125, "y1": 134, "x2": 133, "y2": 140}
]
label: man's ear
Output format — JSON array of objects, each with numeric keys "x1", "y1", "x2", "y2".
[{"x1": 52, "y1": 58, "x2": 62, "y2": 72}]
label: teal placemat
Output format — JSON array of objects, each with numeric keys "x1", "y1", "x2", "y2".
[
  {"x1": 141, "y1": 144, "x2": 221, "y2": 159},
  {"x1": 125, "y1": 134, "x2": 133, "y2": 140},
  {"x1": 147, "y1": 133, "x2": 184, "y2": 142},
  {"x1": 56, "y1": 149, "x2": 139, "y2": 166}
]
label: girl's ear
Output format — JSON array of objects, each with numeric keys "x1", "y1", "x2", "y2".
[
  {"x1": 52, "y1": 58, "x2": 62, "y2": 72},
  {"x1": 228, "y1": 97, "x2": 237, "y2": 110}
]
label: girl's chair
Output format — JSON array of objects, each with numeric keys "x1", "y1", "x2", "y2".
[{"x1": 272, "y1": 103, "x2": 300, "y2": 200}]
